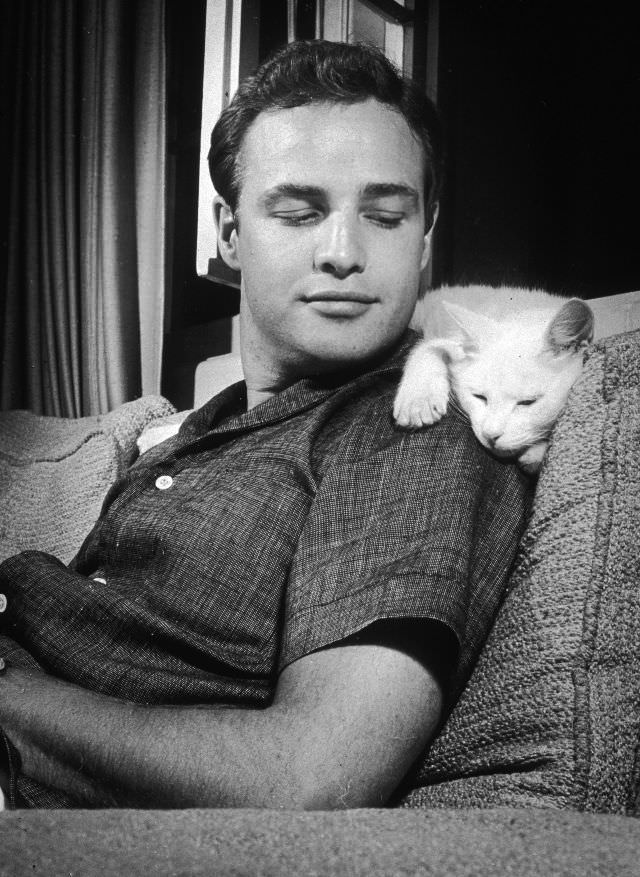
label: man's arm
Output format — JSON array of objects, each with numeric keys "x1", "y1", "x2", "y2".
[{"x1": 0, "y1": 621, "x2": 449, "y2": 809}]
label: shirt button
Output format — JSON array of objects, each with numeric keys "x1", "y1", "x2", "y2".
[
  {"x1": 0, "y1": 594, "x2": 6, "y2": 612},
  {"x1": 155, "y1": 475, "x2": 174, "y2": 490}
]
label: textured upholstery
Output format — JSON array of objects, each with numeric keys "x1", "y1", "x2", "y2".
[
  {"x1": 2, "y1": 806, "x2": 639, "y2": 876},
  {"x1": 403, "y1": 330, "x2": 640, "y2": 813},
  {"x1": 0, "y1": 395, "x2": 176, "y2": 563}
]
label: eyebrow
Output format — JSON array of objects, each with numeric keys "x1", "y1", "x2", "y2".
[
  {"x1": 262, "y1": 182, "x2": 420, "y2": 208},
  {"x1": 360, "y1": 183, "x2": 420, "y2": 206},
  {"x1": 262, "y1": 185, "x2": 325, "y2": 208}
]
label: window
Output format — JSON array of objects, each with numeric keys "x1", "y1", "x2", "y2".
[{"x1": 322, "y1": 0, "x2": 413, "y2": 73}]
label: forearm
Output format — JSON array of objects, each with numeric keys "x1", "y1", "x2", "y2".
[
  {"x1": 1, "y1": 668, "x2": 294, "y2": 809},
  {"x1": 3, "y1": 677, "x2": 437, "y2": 810},
  {"x1": 1, "y1": 627, "x2": 445, "y2": 810}
]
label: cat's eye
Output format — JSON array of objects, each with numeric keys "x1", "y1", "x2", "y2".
[
  {"x1": 517, "y1": 399, "x2": 538, "y2": 407},
  {"x1": 472, "y1": 393, "x2": 487, "y2": 403}
]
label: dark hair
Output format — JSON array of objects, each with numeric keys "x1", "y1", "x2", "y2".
[{"x1": 208, "y1": 40, "x2": 444, "y2": 229}]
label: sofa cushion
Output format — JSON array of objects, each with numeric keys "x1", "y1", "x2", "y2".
[
  {"x1": 0, "y1": 395, "x2": 176, "y2": 564},
  {"x1": 402, "y1": 329, "x2": 640, "y2": 814},
  {"x1": 2, "y1": 807, "x2": 640, "y2": 877}
]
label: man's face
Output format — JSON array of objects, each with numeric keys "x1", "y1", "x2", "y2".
[{"x1": 218, "y1": 98, "x2": 433, "y2": 386}]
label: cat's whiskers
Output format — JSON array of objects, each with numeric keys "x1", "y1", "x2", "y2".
[{"x1": 448, "y1": 393, "x2": 468, "y2": 421}]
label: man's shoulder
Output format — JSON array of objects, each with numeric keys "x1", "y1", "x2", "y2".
[
  {"x1": 321, "y1": 336, "x2": 474, "y2": 449},
  {"x1": 315, "y1": 346, "x2": 531, "y2": 496},
  {"x1": 310, "y1": 356, "x2": 494, "y2": 479}
]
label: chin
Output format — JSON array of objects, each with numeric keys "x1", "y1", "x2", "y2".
[
  {"x1": 301, "y1": 336, "x2": 398, "y2": 371},
  {"x1": 486, "y1": 446, "x2": 516, "y2": 459},
  {"x1": 476, "y1": 436, "x2": 521, "y2": 459}
]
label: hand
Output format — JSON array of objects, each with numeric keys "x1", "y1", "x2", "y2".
[
  {"x1": 0, "y1": 661, "x2": 112, "y2": 806},
  {"x1": 0, "y1": 657, "x2": 12, "y2": 809},
  {"x1": 0, "y1": 747, "x2": 7, "y2": 809},
  {"x1": 0, "y1": 759, "x2": 7, "y2": 810}
]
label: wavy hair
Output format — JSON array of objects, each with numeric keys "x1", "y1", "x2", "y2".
[{"x1": 208, "y1": 40, "x2": 443, "y2": 230}]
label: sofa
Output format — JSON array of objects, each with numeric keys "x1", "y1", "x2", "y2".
[{"x1": 1, "y1": 328, "x2": 639, "y2": 875}]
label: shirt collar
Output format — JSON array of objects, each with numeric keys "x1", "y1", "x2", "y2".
[{"x1": 179, "y1": 330, "x2": 417, "y2": 442}]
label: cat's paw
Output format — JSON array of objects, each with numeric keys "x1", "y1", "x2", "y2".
[
  {"x1": 393, "y1": 376, "x2": 450, "y2": 427},
  {"x1": 517, "y1": 440, "x2": 549, "y2": 475}
]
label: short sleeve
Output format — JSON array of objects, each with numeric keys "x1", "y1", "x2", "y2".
[{"x1": 280, "y1": 408, "x2": 531, "y2": 697}]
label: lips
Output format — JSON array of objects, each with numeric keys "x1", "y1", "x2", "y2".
[
  {"x1": 302, "y1": 290, "x2": 377, "y2": 304},
  {"x1": 300, "y1": 290, "x2": 377, "y2": 319}
]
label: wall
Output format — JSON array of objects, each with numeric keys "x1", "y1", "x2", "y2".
[{"x1": 434, "y1": 1, "x2": 640, "y2": 299}]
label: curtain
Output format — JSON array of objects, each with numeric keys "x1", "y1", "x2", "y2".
[{"x1": 1, "y1": 0, "x2": 166, "y2": 416}]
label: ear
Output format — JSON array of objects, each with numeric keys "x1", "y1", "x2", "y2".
[
  {"x1": 543, "y1": 298, "x2": 594, "y2": 355},
  {"x1": 441, "y1": 301, "x2": 499, "y2": 351},
  {"x1": 420, "y1": 203, "x2": 439, "y2": 271},
  {"x1": 428, "y1": 338, "x2": 468, "y2": 363},
  {"x1": 213, "y1": 195, "x2": 241, "y2": 271}
]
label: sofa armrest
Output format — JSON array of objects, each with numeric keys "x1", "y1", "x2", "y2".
[
  {"x1": 0, "y1": 395, "x2": 176, "y2": 564},
  {"x1": 1, "y1": 806, "x2": 639, "y2": 875}
]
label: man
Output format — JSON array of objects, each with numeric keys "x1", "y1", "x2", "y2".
[{"x1": 0, "y1": 40, "x2": 531, "y2": 810}]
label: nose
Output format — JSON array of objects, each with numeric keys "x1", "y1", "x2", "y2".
[
  {"x1": 313, "y1": 212, "x2": 366, "y2": 278},
  {"x1": 482, "y1": 422, "x2": 504, "y2": 447}
]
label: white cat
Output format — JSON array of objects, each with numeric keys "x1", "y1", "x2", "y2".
[{"x1": 394, "y1": 285, "x2": 594, "y2": 474}]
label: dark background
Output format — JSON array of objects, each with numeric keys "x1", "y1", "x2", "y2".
[
  {"x1": 434, "y1": 1, "x2": 640, "y2": 297},
  {"x1": 1, "y1": 1, "x2": 638, "y2": 408}
]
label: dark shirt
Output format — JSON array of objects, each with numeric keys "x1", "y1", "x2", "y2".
[{"x1": 0, "y1": 334, "x2": 531, "y2": 715}]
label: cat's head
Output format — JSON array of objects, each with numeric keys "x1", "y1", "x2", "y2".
[{"x1": 443, "y1": 298, "x2": 594, "y2": 458}]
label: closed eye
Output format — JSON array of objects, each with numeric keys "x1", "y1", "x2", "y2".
[
  {"x1": 362, "y1": 211, "x2": 404, "y2": 229},
  {"x1": 517, "y1": 398, "x2": 538, "y2": 407},
  {"x1": 274, "y1": 210, "x2": 321, "y2": 226},
  {"x1": 472, "y1": 393, "x2": 487, "y2": 403}
]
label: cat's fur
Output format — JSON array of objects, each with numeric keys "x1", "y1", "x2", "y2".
[{"x1": 394, "y1": 285, "x2": 594, "y2": 474}]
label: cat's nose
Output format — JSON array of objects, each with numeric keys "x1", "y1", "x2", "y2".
[{"x1": 483, "y1": 428, "x2": 503, "y2": 447}]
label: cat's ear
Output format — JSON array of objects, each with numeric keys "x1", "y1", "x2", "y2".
[
  {"x1": 543, "y1": 298, "x2": 594, "y2": 355},
  {"x1": 441, "y1": 301, "x2": 499, "y2": 352}
]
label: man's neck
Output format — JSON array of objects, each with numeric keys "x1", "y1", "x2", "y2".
[
  {"x1": 246, "y1": 386, "x2": 277, "y2": 410},
  {"x1": 240, "y1": 337, "x2": 292, "y2": 411},
  {"x1": 240, "y1": 333, "x2": 411, "y2": 410},
  {"x1": 240, "y1": 307, "x2": 305, "y2": 409}
]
